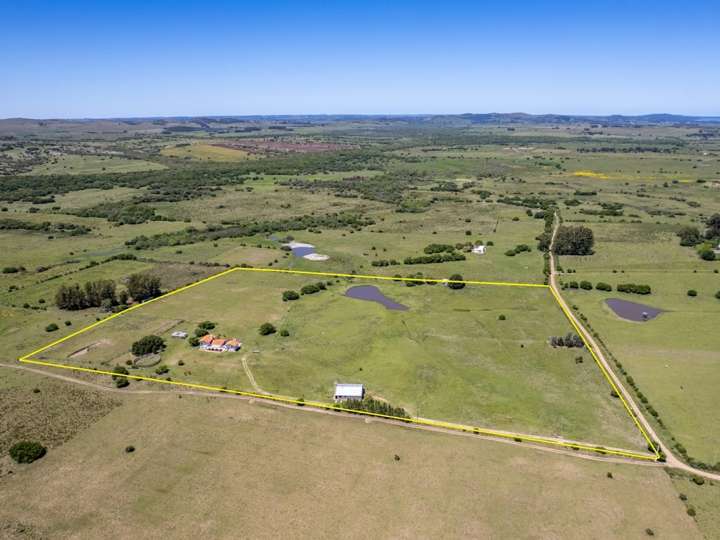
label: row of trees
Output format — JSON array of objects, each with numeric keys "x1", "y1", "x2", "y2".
[
  {"x1": 617, "y1": 283, "x2": 652, "y2": 295},
  {"x1": 338, "y1": 397, "x2": 409, "y2": 419},
  {"x1": 55, "y1": 279, "x2": 120, "y2": 310},
  {"x1": 55, "y1": 273, "x2": 161, "y2": 311},
  {"x1": 404, "y1": 252, "x2": 466, "y2": 265}
]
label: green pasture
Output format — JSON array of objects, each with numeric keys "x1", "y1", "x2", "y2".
[{"x1": 41, "y1": 269, "x2": 645, "y2": 450}]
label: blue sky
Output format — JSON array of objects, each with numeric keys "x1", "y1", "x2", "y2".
[{"x1": 1, "y1": 0, "x2": 718, "y2": 118}]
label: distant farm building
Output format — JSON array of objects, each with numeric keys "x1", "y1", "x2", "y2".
[
  {"x1": 334, "y1": 383, "x2": 365, "y2": 401},
  {"x1": 171, "y1": 331, "x2": 188, "y2": 338},
  {"x1": 198, "y1": 334, "x2": 242, "y2": 352},
  {"x1": 471, "y1": 245, "x2": 486, "y2": 255}
]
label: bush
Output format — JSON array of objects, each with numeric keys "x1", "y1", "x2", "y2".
[
  {"x1": 125, "y1": 445, "x2": 135, "y2": 453},
  {"x1": 447, "y1": 274, "x2": 465, "y2": 290},
  {"x1": 595, "y1": 282, "x2": 612, "y2": 291},
  {"x1": 9, "y1": 441, "x2": 47, "y2": 464},
  {"x1": 197, "y1": 321, "x2": 216, "y2": 330},
  {"x1": 45, "y1": 323, "x2": 59, "y2": 332},
  {"x1": 579, "y1": 280, "x2": 593, "y2": 290},
  {"x1": 155, "y1": 365, "x2": 169, "y2": 375},
  {"x1": 300, "y1": 283, "x2": 320, "y2": 295},
  {"x1": 282, "y1": 290, "x2": 300, "y2": 301},
  {"x1": 617, "y1": 283, "x2": 652, "y2": 295},
  {"x1": 188, "y1": 336, "x2": 200, "y2": 347},
  {"x1": 131, "y1": 335, "x2": 166, "y2": 356},
  {"x1": 498, "y1": 314, "x2": 506, "y2": 320},
  {"x1": 280, "y1": 329, "x2": 290, "y2": 337},
  {"x1": 687, "y1": 289, "x2": 697, "y2": 297},
  {"x1": 716, "y1": 291, "x2": 720, "y2": 300},
  {"x1": 9, "y1": 440, "x2": 47, "y2": 464},
  {"x1": 698, "y1": 247, "x2": 716, "y2": 261},
  {"x1": 111, "y1": 365, "x2": 130, "y2": 388},
  {"x1": 259, "y1": 322, "x2": 276, "y2": 335}
]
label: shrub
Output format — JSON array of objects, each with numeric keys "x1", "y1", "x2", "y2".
[
  {"x1": 155, "y1": 365, "x2": 169, "y2": 375},
  {"x1": 716, "y1": 290, "x2": 720, "y2": 300},
  {"x1": 691, "y1": 476, "x2": 705, "y2": 486},
  {"x1": 447, "y1": 274, "x2": 465, "y2": 290},
  {"x1": 498, "y1": 314, "x2": 506, "y2": 320},
  {"x1": 617, "y1": 283, "x2": 652, "y2": 295},
  {"x1": 112, "y1": 365, "x2": 130, "y2": 388},
  {"x1": 687, "y1": 289, "x2": 697, "y2": 297},
  {"x1": 125, "y1": 445, "x2": 135, "y2": 453},
  {"x1": 280, "y1": 329, "x2": 290, "y2": 337},
  {"x1": 197, "y1": 321, "x2": 216, "y2": 330},
  {"x1": 64, "y1": 320, "x2": 72, "y2": 326},
  {"x1": 595, "y1": 282, "x2": 612, "y2": 291},
  {"x1": 188, "y1": 336, "x2": 200, "y2": 347},
  {"x1": 568, "y1": 281, "x2": 579, "y2": 289},
  {"x1": 9, "y1": 441, "x2": 47, "y2": 464},
  {"x1": 259, "y1": 322, "x2": 276, "y2": 335},
  {"x1": 300, "y1": 283, "x2": 320, "y2": 295},
  {"x1": 579, "y1": 280, "x2": 593, "y2": 290},
  {"x1": 45, "y1": 323, "x2": 59, "y2": 332},
  {"x1": 282, "y1": 290, "x2": 300, "y2": 301},
  {"x1": 131, "y1": 335, "x2": 165, "y2": 356}
]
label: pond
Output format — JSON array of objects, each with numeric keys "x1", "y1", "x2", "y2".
[
  {"x1": 283, "y1": 240, "x2": 329, "y2": 261},
  {"x1": 605, "y1": 298, "x2": 664, "y2": 322},
  {"x1": 344, "y1": 285, "x2": 408, "y2": 311}
]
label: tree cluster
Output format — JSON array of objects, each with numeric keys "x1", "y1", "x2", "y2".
[
  {"x1": 131, "y1": 335, "x2": 166, "y2": 356},
  {"x1": 552, "y1": 225, "x2": 595, "y2": 256},
  {"x1": 617, "y1": 283, "x2": 652, "y2": 295},
  {"x1": 127, "y1": 273, "x2": 162, "y2": 301},
  {"x1": 55, "y1": 279, "x2": 121, "y2": 311},
  {"x1": 550, "y1": 333, "x2": 584, "y2": 348}
]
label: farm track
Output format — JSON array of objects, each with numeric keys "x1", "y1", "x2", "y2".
[
  {"x1": 0, "y1": 361, "x2": 660, "y2": 468},
  {"x1": 549, "y1": 214, "x2": 720, "y2": 482}
]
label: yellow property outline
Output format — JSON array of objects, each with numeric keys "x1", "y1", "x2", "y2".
[{"x1": 18, "y1": 266, "x2": 660, "y2": 462}]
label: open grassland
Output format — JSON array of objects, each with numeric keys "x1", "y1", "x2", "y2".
[
  {"x1": 0, "y1": 392, "x2": 700, "y2": 539},
  {"x1": 28, "y1": 153, "x2": 166, "y2": 175},
  {"x1": 160, "y1": 142, "x2": 257, "y2": 161},
  {"x1": 559, "y1": 220, "x2": 720, "y2": 465},
  {"x1": 0, "y1": 368, "x2": 119, "y2": 458},
  {"x1": 669, "y1": 470, "x2": 720, "y2": 539},
  {"x1": 41, "y1": 269, "x2": 646, "y2": 451}
]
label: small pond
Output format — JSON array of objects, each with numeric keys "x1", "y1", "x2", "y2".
[
  {"x1": 282, "y1": 240, "x2": 329, "y2": 261},
  {"x1": 345, "y1": 285, "x2": 408, "y2": 311},
  {"x1": 605, "y1": 298, "x2": 663, "y2": 322}
]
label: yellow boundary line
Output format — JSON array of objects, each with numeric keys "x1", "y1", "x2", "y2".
[{"x1": 18, "y1": 266, "x2": 658, "y2": 462}]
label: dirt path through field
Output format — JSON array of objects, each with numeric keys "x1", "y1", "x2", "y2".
[{"x1": 549, "y1": 213, "x2": 720, "y2": 482}]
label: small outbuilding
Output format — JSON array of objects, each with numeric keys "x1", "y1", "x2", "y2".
[
  {"x1": 334, "y1": 383, "x2": 365, "y2": 402},
  {"x1": 471, "y1": 245, "x2": 486, "y2": 255},
  {"x1": 171, "y1": 331, "x2": 188, "y2": 339}
]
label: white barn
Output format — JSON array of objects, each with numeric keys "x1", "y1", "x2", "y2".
[{"x1": 334, "y1": 383, "x2": 365, "y2": 401}]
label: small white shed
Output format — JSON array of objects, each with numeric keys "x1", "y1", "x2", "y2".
[
  {"x1": 472, "y1": 245, "x2": 486, "y2": 255},
  {"x1": 334, "y1": 383, "x2": 365, "y2": 401}
]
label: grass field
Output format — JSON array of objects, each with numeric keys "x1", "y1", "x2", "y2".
[
  {"x1": 0, "y1": 390, "x2": 700, "y2": 539},
  {"x1": 36, "y1": 269, "x2": 647, "y2": 451},
  {"x1": 160, "y1": 142, "x2": 257, "y2": 161},
  {"x1": 28, "y1": 153, "x2": 166, "y2": 175},
  {"x1": 559, "y1": 220, "x2": 720, "y2": 465}
]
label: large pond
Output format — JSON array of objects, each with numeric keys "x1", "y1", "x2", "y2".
[
  {"x1": 345, "y1": 285, "x2": 408, "y2": 311},
  {"x1": 605, "y1": 298, "x2": 663, "y2": 322}
]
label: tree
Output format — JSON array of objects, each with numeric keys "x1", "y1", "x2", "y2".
[
  {"x1": 447, "y1": 274, "x2": 465, "y2": 289},
  {"x1": 127, "y1": 273, "x2": 161, "y2": 302},
  {"x1": 705, "y1": 213, "x2": 720, "y2": 239},
  {"x1": 45, "y1": 323, "x2": 59, "y2": 332},
  {"x1": 553, "y1": 225, "x2": 595, "y2": 255},
  {"x1": 677, "y1": 226, "x2": 702, "y2": 246},
  {"x1": 259, "y1": 322, "x2": 276, "y2": 335},
  {"x1": 9, "y1": 441, "x2": 46, "y2": 464},
  {"x1": 131, "y1": 335, "x2": 166, "y2": 356}
]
